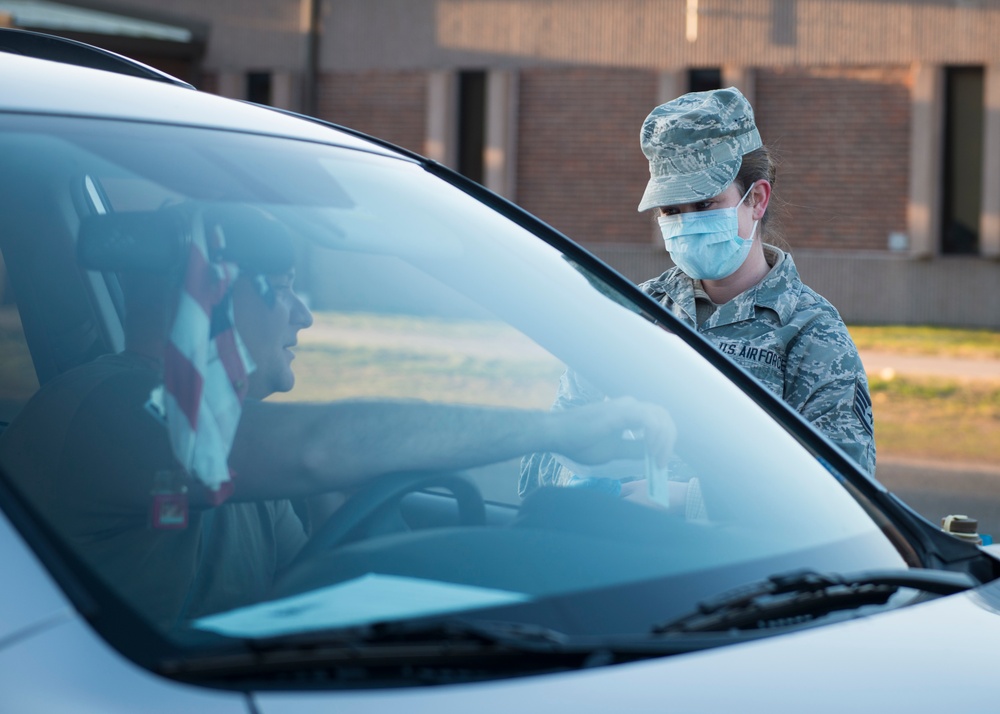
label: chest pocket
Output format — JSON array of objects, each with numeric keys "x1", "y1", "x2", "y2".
[{"x1": 713, "y1": 338, "x2": 786, "y2": 395}]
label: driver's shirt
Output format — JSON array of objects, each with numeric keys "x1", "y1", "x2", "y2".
[{"x1": 0, "y1": 353, "x2": 307, "y2": 628}]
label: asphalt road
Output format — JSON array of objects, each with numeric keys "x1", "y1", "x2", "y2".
[
  {"x1": 877, "y1": 458, "x2": 1000, "y2": 542},
  {"x1": 859, "y1": 350, "x2": 1000, "y2": 541}
]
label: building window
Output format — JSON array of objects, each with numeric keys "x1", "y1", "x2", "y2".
[
  {"x1": 246, "y1": 71, "x2": 272, "y2": 106},
  {"x1": 941, "y1": 66, "x2": 984, "y2": 255},
  {"x1": 457, "y1": 70, "x2": 487, "y2": 185},
  {"x1": 688, "y1": 68, "x2": 722, "y2": 94}
]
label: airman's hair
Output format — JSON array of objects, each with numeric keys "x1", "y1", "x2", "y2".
[{"x1": 733, "y1": 146, "x2": 786, "y2": 247}]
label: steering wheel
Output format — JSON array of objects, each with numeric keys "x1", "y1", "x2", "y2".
[{"x1": 289, "y1": 471, "x2": 487, "y2": 567}]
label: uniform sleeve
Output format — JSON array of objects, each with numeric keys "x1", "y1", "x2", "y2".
[
  {"x1": 782, "y1": 317, "x2": 876, "y2": 476},
  {"x1": 517, "y1": 369, "x2": 606, "y2": 496}
]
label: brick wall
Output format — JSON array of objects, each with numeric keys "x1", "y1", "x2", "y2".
[
  {"x1": 317, "y1": 71, "x2": 428, "y2": 155},
  {"x1": 516, "y1": 67, "x2": 659, "y2": 245},
  {"x1": 754, "y1": 66, "x2": 912, "y2": 252},
  {"x1": 311, "y1": 64, "x2": 913, "y2": 256}
]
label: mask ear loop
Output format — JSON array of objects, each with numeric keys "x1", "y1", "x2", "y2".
[{"x1": 738, "y1": 180, "x2": 760, "y2": 242}]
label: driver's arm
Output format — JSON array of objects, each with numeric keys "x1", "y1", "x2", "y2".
[{"x1": 224, "y1": 397, "x2": 675, "y2": 503}]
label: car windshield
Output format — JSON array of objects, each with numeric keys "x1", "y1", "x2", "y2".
[{"x1": 0, "y1": 114, "x2": 909, "y2": 656}]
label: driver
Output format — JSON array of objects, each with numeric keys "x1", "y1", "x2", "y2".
[{"x1": 0, "y1": 205, "x2": 676, "y2": 629}]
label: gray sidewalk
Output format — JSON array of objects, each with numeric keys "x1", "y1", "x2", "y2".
[{"x1": 860, "y1": 350, "x2": 1000, "y2": 382}]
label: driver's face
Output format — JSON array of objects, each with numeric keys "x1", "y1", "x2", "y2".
[{"x1": 233, "y1": 269, "x2": 313, "y2": 400}]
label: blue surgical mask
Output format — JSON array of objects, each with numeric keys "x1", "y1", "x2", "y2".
[{"x1": 656, "y1": 184, "x2": 758, "y2": 280}]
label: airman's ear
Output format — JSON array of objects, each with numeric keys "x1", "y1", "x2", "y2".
[{"x1": 748, "y1": 180, "x2": 772, "y2": 221}]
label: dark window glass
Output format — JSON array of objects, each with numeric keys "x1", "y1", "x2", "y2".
[
  {"x1": 458, "y1": 70, "x2": 487, "y2": 184},
  {"x1": 942, "y1": 66, "x2": 984, "y2": 255},
  {"x1": 246, "y1": 71, "x2": 272, "y2": 106},
  {"x1": 688, "y1": 68, "x2": 722, "y2": 94}
]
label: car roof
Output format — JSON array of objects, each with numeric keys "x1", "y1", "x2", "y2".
[
  {"x1": 0, "y1": 26, "x2": 194, "y2": 87},
  {"x1": 0, "y1": 45, "x2": 402, "y2": 159}
]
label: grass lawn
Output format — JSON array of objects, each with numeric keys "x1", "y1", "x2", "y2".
[
  {"x1": 272, "y1": 312, "x2": 565, "y2": 409},
  {"x1": 4, "y1": 310, "x2": 999, "y2": 467},
  {"x1": 285, "y1": 318, "x2": 1000, "y2": 468},
  {"x1": 848, "y1": 325, "x2": 1000, "y2": 466},
  {"x1": 868, "y1": 374, "x2": 1000, "y2": 465}
]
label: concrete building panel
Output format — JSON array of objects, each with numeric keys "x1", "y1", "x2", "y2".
[
  {"x1": 318, "y1": 0, "x2": 1000, "y2": 71},
  {"x1": 81, "y1": 0, "x2": 306, "y2": 70}
]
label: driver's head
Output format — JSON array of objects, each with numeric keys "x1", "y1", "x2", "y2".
[
  {"x1": 81, "y1": 204, "x2": 311, "y2": 396},
  {"x1": 199, "y1": 205, "x2": 313, "y2": 399},
  {"x1": 233, "y1": 267, "x2": 313, "y2": 399}
]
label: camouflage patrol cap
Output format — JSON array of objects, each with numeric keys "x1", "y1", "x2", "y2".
[{"x1": 638, "y1": 87, "x2": 762, "y2": 212}]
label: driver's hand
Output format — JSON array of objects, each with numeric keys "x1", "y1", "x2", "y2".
[{"x1": 550, "y1": 397, "x2": 675, "y2": 469}]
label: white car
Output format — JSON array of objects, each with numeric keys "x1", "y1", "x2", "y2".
[{"x1": 1, "y1": 29, "x2": 999, "y2": 713}]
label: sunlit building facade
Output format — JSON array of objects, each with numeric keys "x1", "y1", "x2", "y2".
[{"x1": 5, "y1": 0, "x2": 1000, "y2": 327}]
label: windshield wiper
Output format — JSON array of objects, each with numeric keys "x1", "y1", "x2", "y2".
[
  {"x1": 163, "y1": 617, "x2": 585, "y2": 683},
  {"x1": 250, "y1": 615, "x2": 571, "y2": 651},
  {"x1": 163, "y1": 569, "x2": 978, "y2": 682},
  {"x1": 651, "y1": 568, "x2": 977, "y2": 636}
]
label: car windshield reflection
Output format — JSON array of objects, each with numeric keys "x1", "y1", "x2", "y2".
[{"x1": 0, "y1": 114, "x2": 910, "y2": 653}]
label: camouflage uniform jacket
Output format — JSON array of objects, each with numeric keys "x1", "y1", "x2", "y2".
[
  {"x1": 640, "y1": 244, "x2": 875, "y2": 474},
  {"x1": 518, "y1": 245, "x2": 875, "y2": 497}
]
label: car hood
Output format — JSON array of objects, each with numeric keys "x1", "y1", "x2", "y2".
[{"x1": 256, "y1": 578, "x2": 1000, "y2": 712}]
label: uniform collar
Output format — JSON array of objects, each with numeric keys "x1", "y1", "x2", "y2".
[{"x1": 748, "y1": 244, "x2": 802, "y2": 326}]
